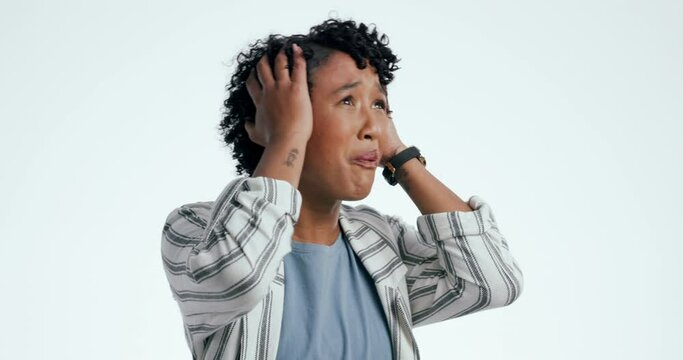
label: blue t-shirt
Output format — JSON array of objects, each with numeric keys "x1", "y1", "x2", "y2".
[{"x1": 275, "y1": 230, "x2": 393, "y2": 359}]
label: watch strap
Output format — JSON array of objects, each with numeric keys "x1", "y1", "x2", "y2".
[{"x1": 382, "y1": 146, "x2": 425, "y2": 186}]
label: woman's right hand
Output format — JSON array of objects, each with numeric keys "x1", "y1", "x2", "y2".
[{"x1": 245, "y1": 43, "x2": 313, "y2": 147}]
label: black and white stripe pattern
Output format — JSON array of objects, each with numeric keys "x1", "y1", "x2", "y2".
[{"x1": 161, "y1": 175, "x2": 524, "y2": 359}]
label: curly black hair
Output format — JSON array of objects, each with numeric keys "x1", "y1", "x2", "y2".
[{"x1": 218, "y1": 17, "x2": 401, "y2": 176}]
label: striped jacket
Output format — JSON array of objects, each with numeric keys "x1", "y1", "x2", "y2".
[{"x1": 160, "y1": 175, "x2": 524, "y2": 360}]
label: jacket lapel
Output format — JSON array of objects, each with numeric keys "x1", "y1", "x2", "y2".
[
  {"x1": 338, "y1": 204, "x2": 407, "y2": 286},
  {"x1": 338, "y1": 204, "x2": 415, "y2": 359},
  {"x1": 241, "y1": 265, "x2": 285, "y2": 360}
]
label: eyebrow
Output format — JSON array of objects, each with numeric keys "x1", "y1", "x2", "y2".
[{"x1": 332, "y1": 80, "x2": 387, "y2": 97}]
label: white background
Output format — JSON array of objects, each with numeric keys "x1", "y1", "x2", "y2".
[{"x1": 1, "y1": 0, "x2": 681, "y2": 359}]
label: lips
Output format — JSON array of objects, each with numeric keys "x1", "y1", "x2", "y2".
[{"x1": 353, "y1": 149, "x2": 379, "y2": 168}]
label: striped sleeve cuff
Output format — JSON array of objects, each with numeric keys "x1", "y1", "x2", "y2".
[
  {"x1": 416, "y1": 195, "x2": 496, "y2": 241},
  {"x1": 242, "y1": 176, "x2": 303, "y2": 223}
]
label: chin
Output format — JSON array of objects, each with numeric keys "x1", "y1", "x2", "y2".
[
  {"x1": 343, "y1": 182, "x2": 373, "y2": 201},
  {"x1": 344, "y1": 193, "x2": 370, "y2": 201}
]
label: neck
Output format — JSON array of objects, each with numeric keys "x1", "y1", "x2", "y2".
[{"x1": 292, "y1": 192, "x2": 342, "y2": 246}]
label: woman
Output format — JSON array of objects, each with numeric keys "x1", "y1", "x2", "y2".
[{"x1": 161, "y1": 17, "x2": 524, "y2": 360}]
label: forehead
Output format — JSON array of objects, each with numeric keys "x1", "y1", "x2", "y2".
[{"x1": 311, "y1": 51, "x2": 385, "y2": 95}]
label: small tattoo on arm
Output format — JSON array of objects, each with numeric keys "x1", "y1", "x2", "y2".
[{"x1": 284, "y1": 148, "x2": 299, "y2": 167}]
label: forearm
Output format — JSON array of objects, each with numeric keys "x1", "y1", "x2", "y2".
[
  {"x1": 252, "y1": 136, "x2": 309, "y2": 188},
  {"x1": 393, "y1": 146, "x2": 473, "y2": 215}
]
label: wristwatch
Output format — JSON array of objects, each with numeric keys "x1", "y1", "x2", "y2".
[{"x1": 382, "y1": 146, "x2": 426, "y2": 186}]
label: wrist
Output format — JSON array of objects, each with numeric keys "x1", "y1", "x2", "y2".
[
  {"x1": 382, "y1": 145, "x2": 426, "y2": 186},
  {"x1": 266, "y1": 134, "x2": 310, "y2": 148}
]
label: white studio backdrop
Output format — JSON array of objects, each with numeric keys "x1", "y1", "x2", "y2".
[{"x1": 1, "y1": 0, "x2": 681, "y2": 359}]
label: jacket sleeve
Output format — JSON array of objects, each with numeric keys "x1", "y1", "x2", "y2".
[
  {"x1": 160, "y1": 175, "x2": 301, "y2": 353},
  {"x1": 384, "y1": 195, "x2": 524, "y2": 328}
]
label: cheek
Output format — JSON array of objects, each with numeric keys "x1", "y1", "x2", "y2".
[
  {"x1": 311, "y1": 109, "x2": 355, "y2": 142},
  {"x1": 308, "y1": 128, "x2": 345, "y2": 156},
  {"x1": 304, "y1": 129, "x2": 355, "y2": 174}
]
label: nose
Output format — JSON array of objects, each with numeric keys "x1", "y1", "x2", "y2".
[{"x1": 358, "y1": 107, "x2": 383, "y2": 142}]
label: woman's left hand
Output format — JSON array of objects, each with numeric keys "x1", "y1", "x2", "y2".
[{"x1": 379, "y1": 113, "x2": 408, "y2": 166}]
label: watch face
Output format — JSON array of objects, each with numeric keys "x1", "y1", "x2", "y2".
[{"x1": 382, "y1": 167, "x2": 398, "y2": 185}]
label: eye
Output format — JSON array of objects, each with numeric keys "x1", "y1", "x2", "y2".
[
  {"x1": 341, "y1": 96, "x2": 391, "y2": 114},
  {"x1": 374, "y1": 99, "x2": 393, "y2": 116}
]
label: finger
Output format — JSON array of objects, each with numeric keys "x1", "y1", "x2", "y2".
[
  {"x1": 273, "y1": 45, "x2": 290, "y2": 83},
  {"x1": 290, "y1": 43, "x2": 307, "y2": 85},
  {"x1": 256, "y1": 54, "x2": 274, "y2": 88},
  {"x1": 245, "y1": 67, "x2": 260, "y2": 105}
]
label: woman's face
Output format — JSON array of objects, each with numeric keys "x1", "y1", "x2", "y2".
[{"x1": 299, "y1": 50, "x2": 392, "y2": 204}]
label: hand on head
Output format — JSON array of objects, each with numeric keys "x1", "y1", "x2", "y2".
[{"x1": 244, "y1": 43, "x2": 313, "y2": 148}]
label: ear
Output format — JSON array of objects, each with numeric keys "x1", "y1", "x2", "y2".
[
  {"x1": 244, "y1": 121, "x2": 255, "y2": 140},
  {"x1": 244, "y1": 120, "x2": 264, "y2": 147}
]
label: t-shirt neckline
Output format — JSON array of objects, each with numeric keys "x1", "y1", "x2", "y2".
[{"x1": 291, "y1": 231, "x2": 345, "y2": 254}]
